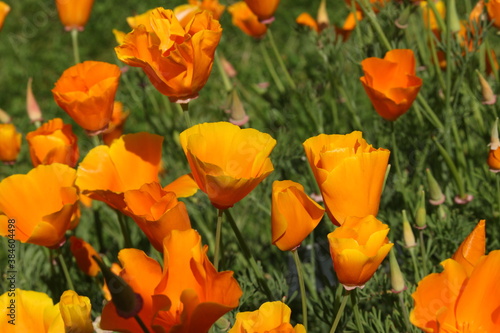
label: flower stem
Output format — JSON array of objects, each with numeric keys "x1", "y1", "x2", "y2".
[
  {"x1": 351, "y1": 289, "x2": 365, "y2": 333},
  {"x1": 398, "y1": 292, "x2": 412, "y2": 332},
  {"x1": 57, "y1": 251, "x2": 75, "y2": 291},
  {"x1": 329, "y1": 291, "x2": 349, "y2": 333},
  {"x1": 292, "y1": 249, "x2": 308, "y2": 331},
  {"x1": 266, "y1": 28, "x2": 296, "y2": 90},
  {"x1": 356, "y1": 0, "x2": 391, "y2": 51},
  {"x1": 224, "y1": 210, "x2": 273, "y2": 299},
  {"x1": 71, "y1": 28, "x2": 81, "y2": 64},
  {"x1": 214, "y1": 209, "x2": 224, "y2": 271},
  {"x1": 391, "y1": 122, "x2": 410, "y2": 209},
  {"x1": 419, "y1": 229, "x2": 428, "y2": 276},
  {"x1": 214, "y1": 51, "x2": 233, "y2": 93},
  {"x1": 431, "y1": 137, "x2": 466, "y2": 198},
  {"x1": 176, "y1": 102, "x2": 192, "y2": 128},
  {"x1": 409, "y1": 248, "x2": 421, "y2": 282},
  {"x1": 135, "y1": 315, "x2": 151, "y2": 333},
  {"x1": 116, "y1": 210, "x2": 132, "y2": 249},
  {"x1": 259, "y1": 41, "x2": 285, "y2": 93}
]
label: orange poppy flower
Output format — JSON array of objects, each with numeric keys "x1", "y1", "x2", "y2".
[
  {"x1": 335, "y1": 11, "x2": 363, "y2": 41},
  {"x1": 0, "y1": 123, "x2": 21, "y2": 164},
  {"x1": 58, "y1": 290, "x2": 94, "y2": 333},
  {"x1": 487, "y1": 0, "x2": 500, "y2": 29},
  {"x1": 163, "y1": 173, "x2": 200, "y2": 197},
  {"x1": 69, "y1": 236, "x2": 100, "y2": 277},
  {"x1": 180, "y1": 122, "x2": 276, "y2": 209},
  {"x1": 296, "y1": 12, "x2": 319, "y2": 32},
  {"x1": 52, "y1": 61, "x2": 121, "y2": 134},
  {"x1": 115, "y1": 8, "x2": 222, "y2": 103},
  {"x1": 76, "y1": 132, "x2": 163, "y2": 210},
  {"x1": 411, "y1": 235, "x2": 500, "y2": 332},
  {"x1": 55, "y1": 0, "x2": 95, "y2": 31},
  {"x1": 271, "y1": 180, "x2": 324, "y2": 251},
  {"x1": 229, "y1": 301, "x2": 306, "y2": 333},
  {"x1": 360, "y1": 49, "x2": 422, "y2": 121},
  {"x1": 175, "y1": 0, "x2": 226, "y2": 27},
  {"x1": 327, "y1": 215, "x2": 393, "y2": 289},
  {"x1": 228, "y1": 2, "x2": 268, "y2": 38},
  {"x1": 26, "y1": 118, "x2": 79, "y2": 167},
  {"x1": 102, "y1": 101, "x2": 129, "y2": 146},
  {"x1": 123, "y1": 182, "x2": 192, "y2": 252},
  {"x1": 244, "y1": 0, "x2": 280, "y2": 23},
  {"x1": 0, "y1": 164, "x2": 78, "y2": 248},
  {"x1": 0, "y1": 2, "x2": 10, "y2": 31},
  {"x1": 101, "y1": 229, "x2": 242, "y2": 332},
  {"x1": 303, "y1": 131, "x2": 390, "y2": 226}
]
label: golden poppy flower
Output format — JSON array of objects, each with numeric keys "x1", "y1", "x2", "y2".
[
  {"x1": 76, "y1": 132, "x2": 163, "y2": 210},
  {"x1": 229, "y1": 2, "x2": 268, "y2": 38},
  {"x1": 102, "y1": 101, "x2": 129, "y2": 146},
  {"x1": 123, "y1": 182, "x2": 192, "y2": 252},
  {"x1": 410, "y1": 250, "x2": 500, "y2": 332},
  {"x1": 180, "y1": 122, "x2": 276, "y2": 209},
  {"x1": 163, "y1": 173, "x2": 199, "y2": 198},
  {"x1": 26, "y1": 118, "x2": 79, "y2": 167},
  {"x1": 229, "y1": 301, "x2": 306, "y2": 333},
  {"x1": 101, "y1": 229, "x2": 242, "y2": 332},
  {"x1": 327, "y1": 215, "x2": 393, "y2": 289},
  {"x1": 0, "y1": 123, "x2": 21, "y2": 164},
  {"x1": 0, "y1": 164, "x2": 78, "y2": 248},
  {"x1": 244, "y1": 0, "x2": 280, "y2": 23},
  {"x1": 303, "y1": 131, "x2": 390, "y2": 226},
  {"x1": 52, "y1": 61, "x2": 121, "y2": 134},
  {"x1": 59, "y1": 290, "x2": 93, "y2": 333},
  {"x1": 115, "y1": 8, "x2": 222, "y2": 103},
  {"x1": 55, "y1": 0, "x2": 95, "y2": 31},
  {"x1": 360, "y1": 49, "x2": 422, "y2": 121},
  {"x1": 175, "y1": 0, "x2": 225, "y2": 27},
  {"x1": 271, "y1": 180, "x2": 324, "y2": 251},
  {"x1": 0, "y1": 2, "x2": 10, "y2": 32},
  {"x1": 451, "y1": 220, "x2": 486, "y2": 276},
  {"x1": 0, "y1": 289, "x2": 64, "y2": 332},
  {"x1": 69, "y1": 236, "x2": 100, "y2": 277},
  {"x1": 487, "y1": 0, "x2": 500, "y2": 29}
]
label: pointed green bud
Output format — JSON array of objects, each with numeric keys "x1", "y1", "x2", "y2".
[
  {"x1": 415, "y1": 188, "x2": 427, "y2": 229},
  {"x1": 426, "y1": 168, "x2": 445, "y2": 205},
  {"x1": 476, "y1": 70, "x2": 497, "y2": 105},
  {"x1": 395, "y1": 5, "x2": 411, "y2": 29},
  {"x1": 448, "y1": 0, "x2": 461, "y2": 33},
  {"x1": 402, "y1": 210, "x2": 417, "y2": 248},
  {"x1": 93, "y1": 255, "x2": 143, "y2": 319},
  {"x1": 389, "y1": 249, "x2": 406, "y2": 293}
]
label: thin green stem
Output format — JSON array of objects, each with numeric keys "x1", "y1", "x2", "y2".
[
  {"x1": 356, "y1": 0, "x2": 391, "y2": 51},
  {"x1": 224, "y1": 210, "x2": 273, "y2": 299},
  {"x1": 330, "y1": 292, "x2": 349, "y2": 333},
  {"x1": 135, "y1": 315, "x2": 151, "y2": 333},
  {"x1": 259, "y1": 40, "x2": 285, "y2": 93},
  {"x1": 57, "y1": 251, "x2": 75, "y2": 291},
  {"x1": 416, "y1": 95, "x2": 445, "y2": 132},
  {"x1": 71, "y1": 28, "x2": 80, "y2": 64},
  {"x1": 214, "y1": 209, "x2": 224, "y2": 271},
  {"x1": 214, "y1": 51, "x2": 233, "y2": 93},
  {"x1": 419, "y1": 229, "x2": 428, "y2": 276},
  {"x1": 116, "y1": 210, "x2": 132, "y2": 249},
  {"x1": 398, "y1": 292, "x2": 412, "y2": 332},
  {"x1": 409, "y1": 248, "x2": 421, "y2": 282},
  {"x1": 391, "y1": 122, "x2": 410, "y2": 209},
  {"x1": 432, "y1": 137, "x2": 466, "y2": 198},
  {"x1": 292, "y1": 250, "x2": 308, "y2": 331},
  {"x1": 351, "y1": 289, "x2": 365, "y2": 333},
  {"x1": 266, "y1": 28, "x2": 296, "y2": 90},
  {"x1": 176, "y1": 103, "x2": 192, "y2": 128}
]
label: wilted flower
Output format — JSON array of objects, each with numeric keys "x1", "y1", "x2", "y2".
[
  {"x1": 101, "y1": 229, "x2": 242, "y2": 332},
  {"x1": 115, "y1": 8, "x2": 222, "y2": 103},
  {"x1": 55, "y1": 0, "x2": 95, "y2": 31},
  {"x1": 229, "y1": 301, "x2": 306, "y2": 333},
  {"x1": 52, "y1": 61, "x2": 121, "y2": 134},
  {"x1": 244, "y1": 0, "x2": 280, "y2": 23},
  {"x1": 180, "y1": 122, "x2": 276, "y2": 209},
  {"x1": 327, "y1": 215, "x2": 393, "y2": 289},
  {"x1": 0, "y1": 164, "x2": 79, "y2": 248},
  {"x1": 0, "y1": 123, "x2": 21, "y2": 164},
  {"x1": 303, "y1": 131, "x2": 390, "y2": 226},
  {"x1": 271, "y1": 180, "x2": 324, "y2": 251},
  {"x1": 228, "y1": 1, "x2": 268, "y2": 38},
  {"x1": 26, "y1": 118, "x2": 79, "y2": 167},
  {"x1": 360, "y1": 49, "x2": 422, "y2": 121}
]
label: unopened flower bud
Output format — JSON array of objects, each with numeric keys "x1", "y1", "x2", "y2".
[
  {"x1": 415, "y1": 188, "x2": 427, "y2": 229},
  {"x1": 27, "y1": 77, "x2": 43, "y2": 125},
  {"x1": 0, "y1": 108, "x2": 11, "y2": 124},
  {"x1": 395, "y1": 5, "x2": 411, "y2": 29},
  {"x1": 389, "y1": 249, "x2": 406, "y2": 293},
  {"x1": 227, "y1": 90, "x2": 249, "y2": 126},
  {"x1": 402, "y1": 210, "x2": 416, "y2": 248},
  {"x1": 488, "y1": 118, "x2": 500, "y2": 172},
  {"x1": 93, "y1": 255, "x2": 143, "y2": 319},
  {"x1": 426, "y1": 168, "x2": 445, "y2": 205},
  {"x1": 477, "y1": 70, "x2": 496, "y2": 105},
  {"x1": 448, "y1": 0, "x2": 461, "y2": 33},
  {"x1": 316, "y1": 0, "x2": 329, "y2": 31}
]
